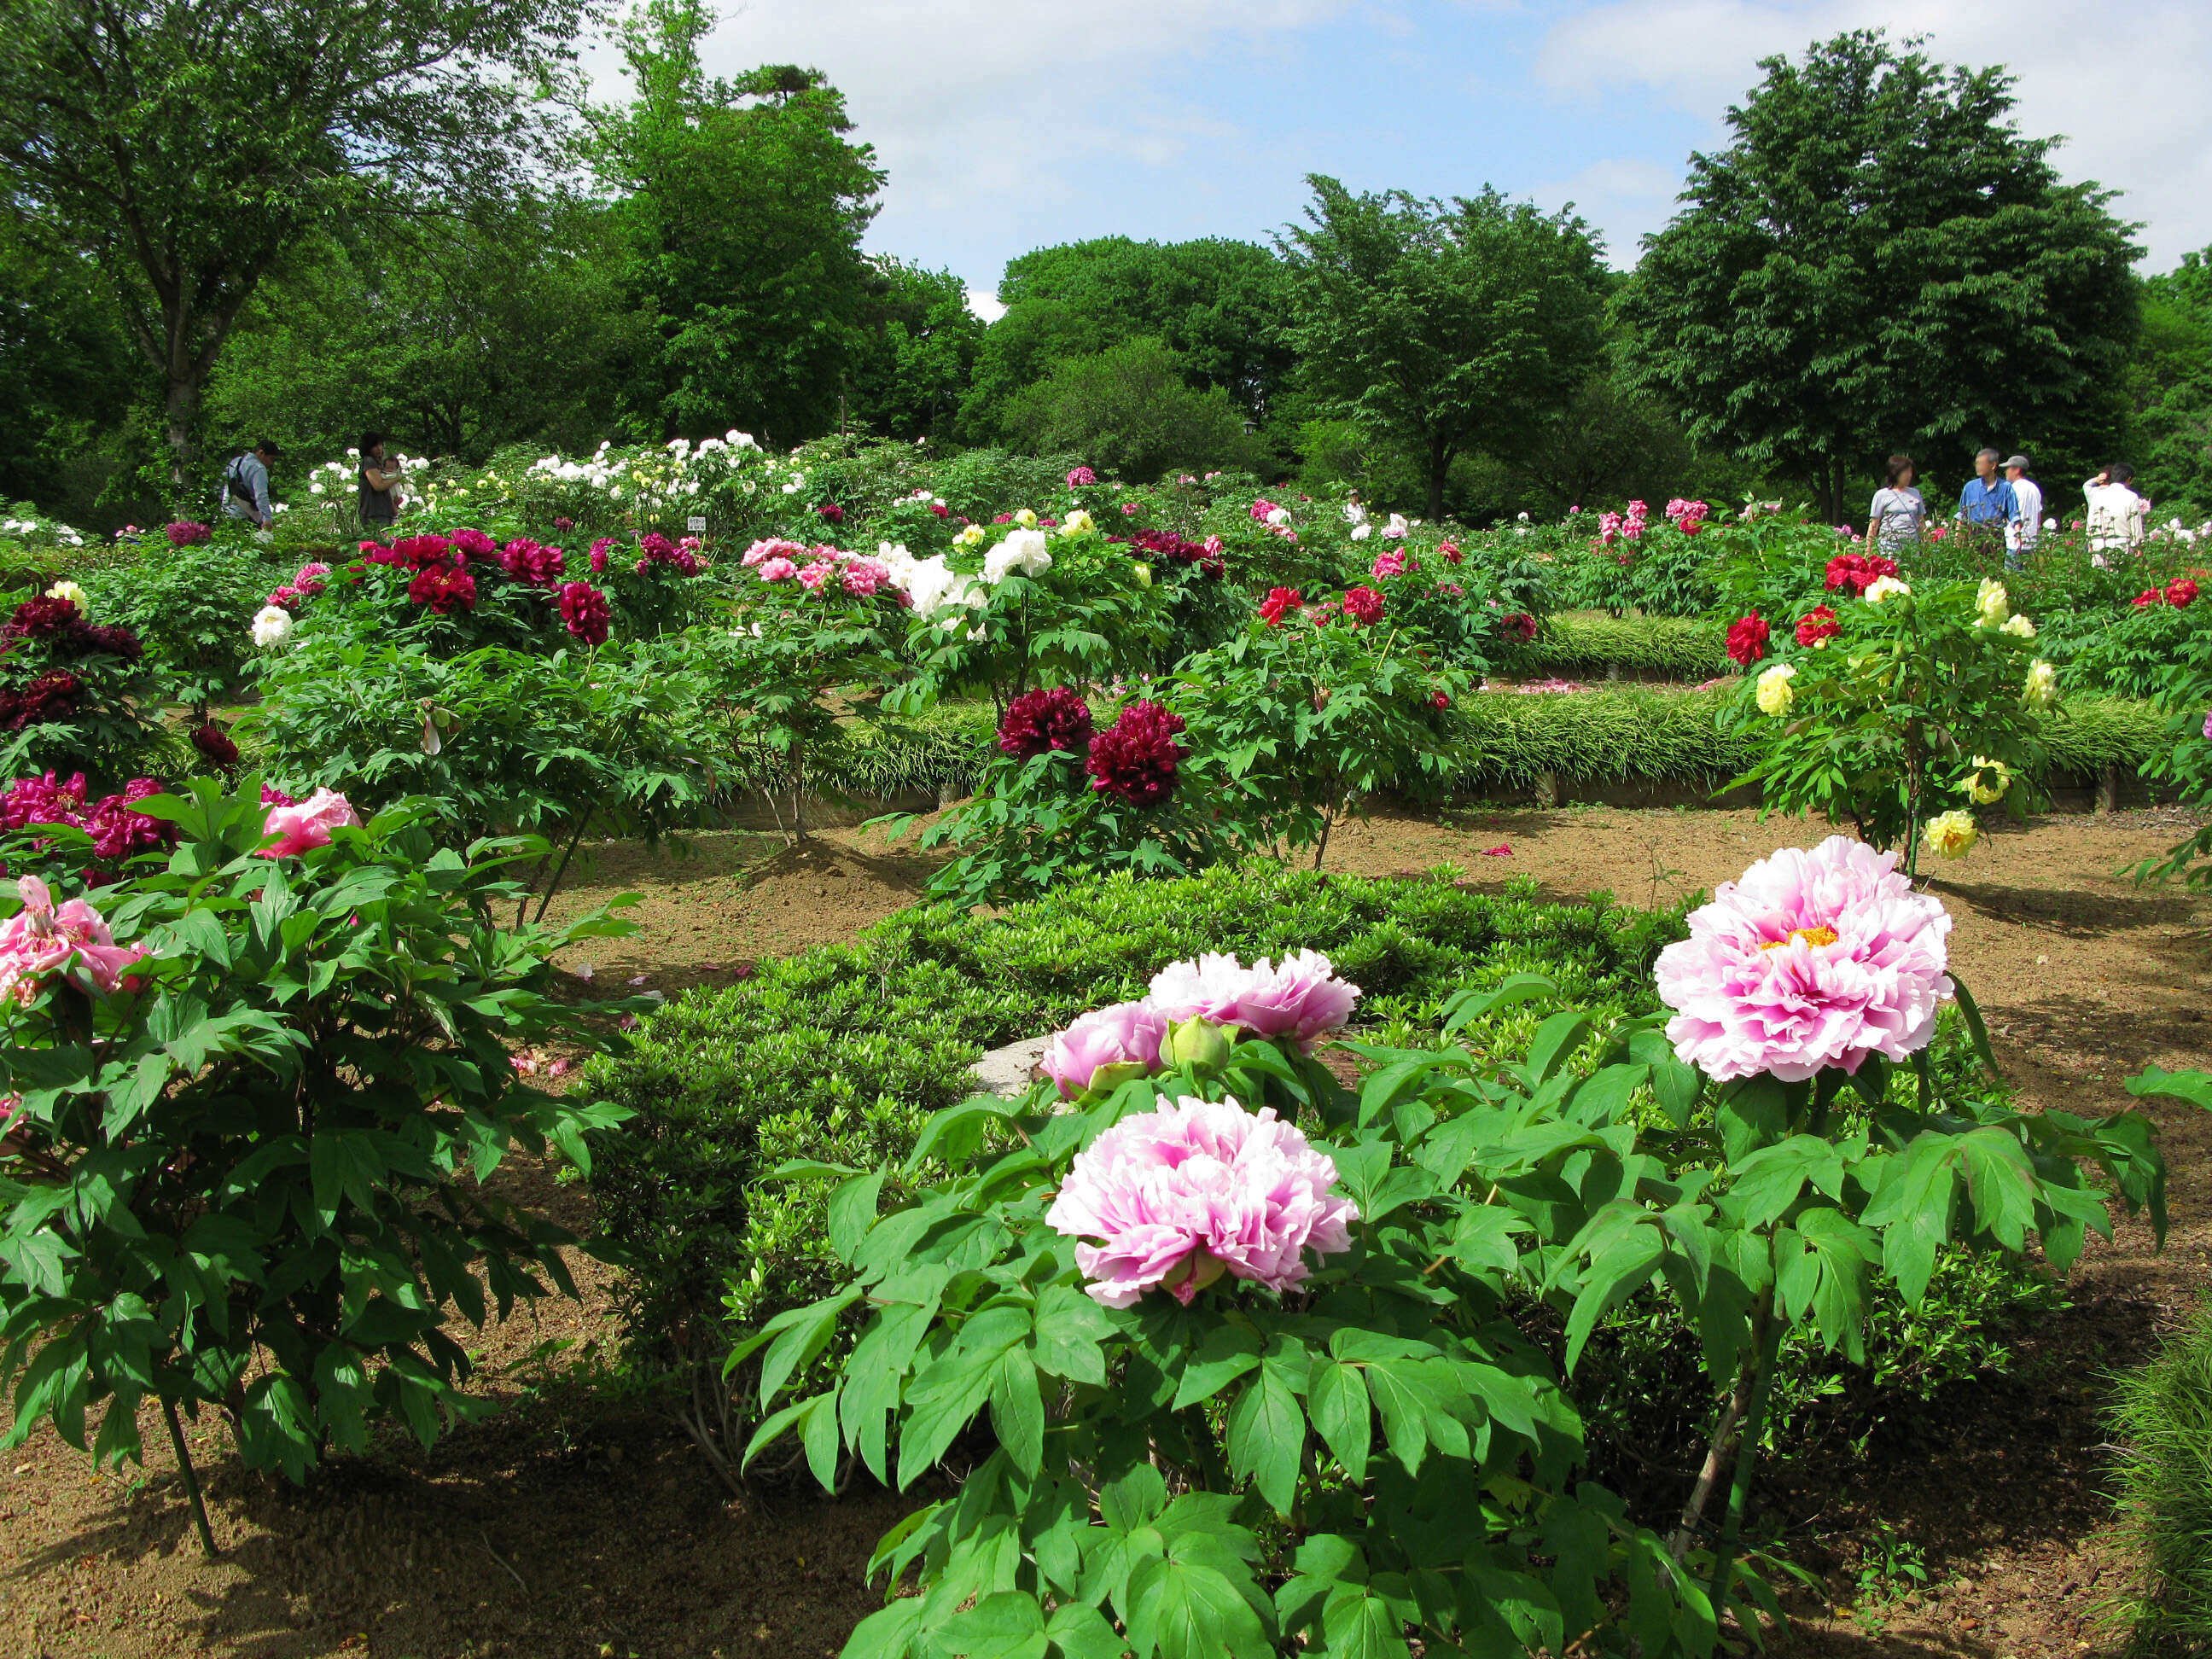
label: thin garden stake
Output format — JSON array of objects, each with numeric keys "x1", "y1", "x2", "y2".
[{"x1": 162, "y1": 1397, "x2": 219, "y2": 1559}]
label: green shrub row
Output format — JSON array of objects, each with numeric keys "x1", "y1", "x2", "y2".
[
  {"x1": 1527, "y1": 611, "x2": 1730, "y2": 680},
  {"x1": 2110, "y1": 1295, "x2": 2212, "y2": 1650}
]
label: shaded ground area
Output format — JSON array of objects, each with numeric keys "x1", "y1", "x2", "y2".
[{"x1": 3, "y1": 806, "x2": 2207, "y2": 1656}]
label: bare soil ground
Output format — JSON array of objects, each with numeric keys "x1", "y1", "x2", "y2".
[{"x1": 3, "y1": 806, "x2": 2207, "y2": 1658}]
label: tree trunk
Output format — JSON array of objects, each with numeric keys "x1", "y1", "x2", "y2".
[
  {"x1": 164, "y1": 372, "x2": 201, "y2": 496},
  {"x1": 1426, "y1": 436, "x2": 1451, "y2": 521}
]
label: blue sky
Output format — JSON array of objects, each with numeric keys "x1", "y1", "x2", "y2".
[{"x1": 678, "y1": 0, "x2": 2212, "y2": 309}]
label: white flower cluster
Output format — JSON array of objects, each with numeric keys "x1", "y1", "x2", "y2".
[
  {"x1": 1, "y1": 513, "x2": 86, "y2": 547},
  {"x1": 875, "y1": 526, "x2": 1057, "y2": 633}
]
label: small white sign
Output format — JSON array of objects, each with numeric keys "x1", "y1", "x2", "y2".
[{"x1": 685, "y1": 515, "x2": 707, "y2": 533}]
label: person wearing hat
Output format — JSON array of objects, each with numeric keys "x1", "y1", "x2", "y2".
[{"x1": 2001, "y1": 455, "x2": 2040, "y2": 568}]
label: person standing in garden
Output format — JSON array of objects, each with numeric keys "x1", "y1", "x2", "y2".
[
  {"x1": 358, "y1": 433, "x2": 405, "y2": 532},
  {"x1": 1865, "y1": 455, "x2": 1925, "y2": 551},
  {"x1": 221, "y1": 439, "x2": 280, "y2": 530},
  {"x1": 2083, "y1": 463, "x2": 2149, "y2": 556},
  {"x1": 2003, "y1": 454, "x2": 2042, "y2": 568},
  {"x1": 1956, "y1": 448, "x2": 2015, "y2": 548}
]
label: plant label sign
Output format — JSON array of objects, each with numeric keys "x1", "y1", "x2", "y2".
[{"x1": 686, "y1": 516, "x2": 707, "y2": 533}]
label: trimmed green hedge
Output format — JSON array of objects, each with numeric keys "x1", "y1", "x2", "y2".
[
  {"x1": 1528, "y1": 611, "x2": 1730, "y2": 681},
  {"x1": 584, "y1": 863, "x2": 1688, "y2": 1362}
]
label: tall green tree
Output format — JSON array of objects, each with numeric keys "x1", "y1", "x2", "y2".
[
  {"x1": 207, "y1": 203, "x2": 630, "y2": 464},
  {"x1": 847, "y1": 257, "x2": 984, "y2": 443},
  {"x1": 1617, "y1": 30, "x2": 2141, "y2": 525},
  {"x1": 0, "y1": 0, "x2": 587, "y2": 488},
  {"x1": 0, "y1": 220, "x2": 139, "y2": 515},
  {"x1": 2125, "y1": 250, "x2": 2212, "y2": 510},
  {"x1": 1283, "y1": 177, "x2": 1607, "y2": 519},
  {"x1": 594, "y1": 1, "x2": 883, "y2": 445},
  {"x1": 998, "y1": 336, "x2": 1260, "y2": 482}
]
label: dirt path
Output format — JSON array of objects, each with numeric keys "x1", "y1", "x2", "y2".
[{"x1": 3, "y1": 806, "x2": 2207, "y2": 1657}]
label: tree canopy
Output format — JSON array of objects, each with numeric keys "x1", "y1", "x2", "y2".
[
  {"x1": 1284, "y1": 177, "x2": 1608, "y2": 519},
  {"x1": 0, "y1": 0, "x2": 590, "y2": 481},
  {"x1": 1616, "y1": 29, "x2": 2142, "y2": 523}
]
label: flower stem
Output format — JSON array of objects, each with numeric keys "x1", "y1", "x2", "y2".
[
  {"x1": 162, "y1": 1397, "x2": 219, "y2": 1560},
  {"x1": 1706, "y1": 1290, "x2": 1787, "y2": 1615}
]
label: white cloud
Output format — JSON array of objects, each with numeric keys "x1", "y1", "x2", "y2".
[
  {"x1": 965, "y1": 288, "x2": 1006, "y2": 323},
  {"x1": 1534, "y1": 0, "x2": 2212, "y2": 267},
  {"x1": 688, "y1": 0, "x2": 1355, "y2": 273},
  {"x1": 1540, "y1": 158, "x2": 1685, "y2": 264}
]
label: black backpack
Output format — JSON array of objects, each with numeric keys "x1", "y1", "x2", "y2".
[{"x1": 223, "y1": 454, "x2": 258, "y2": 511}]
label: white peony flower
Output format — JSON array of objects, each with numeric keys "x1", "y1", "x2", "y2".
[
  {"x1": 2000, "y1": 613, "x2": 2035, "y2": 640},
  {"x1": 251, "y1": 604, "x2": 294, "y2": 649},
  {"x1": 1350, "y1": 523, "x2": 1373, "y2": 541},
  {"x1": 984, "y1": 528, "x2": 1053, "y2": 584},
  {"x1": 1264, "y1": 507, "x2": 1290, "y2": 527},
  {"x1": 1975, "y1": 578, "x2": 2008, "y2": 626},
  {"x1": 1863, "y1": 575, "x2": 1910, "y2": 604}
]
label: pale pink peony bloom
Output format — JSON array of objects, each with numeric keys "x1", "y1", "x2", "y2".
[
  {"x1": 1040, "y1": 1000, "x2": 1167, "y2": 1098},
  {"x1": 795, "y1": 557, "x2": 837, "y2": 591},
  {"x1": 1147, "y1": 949, "x2": 1360, "y2": 1052},
  {"x1": 259, "y1": 788, "x2": 361, "y2": 859},
  {"x1": 839, "y1": 556, "x2": 891, "y2": 597},
  {"x1": 1045, "y1": 1094, "x2": 1358, "y2": 1307},
  {"x1": 1655, "y1": 835, "x2": 1953, "y2": 1082},
  {"x1": 757, "y1": 556, "x2": 798, "y2": 583},
  {"x1": 0, "y1": 875, "x2": 148, "y2": 1004}
]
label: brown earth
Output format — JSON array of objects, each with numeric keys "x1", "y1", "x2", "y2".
[{"x1": 3, "y1": 806, "x2": 2209, "y2": 1658}]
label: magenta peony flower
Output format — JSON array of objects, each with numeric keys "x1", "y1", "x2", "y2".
[
  {"x1": 450, "y1": 528, "x2": 497, "y2": 561},
  {"x1": 0, "y1": 875, "x2": 148, "y2": 1004},
  {"x1": 1067, "y1": 466, "x2": 1097, "y2": 487},
  {"x1": 557, "y1": 580, "x2": 612, "y2": 646},
  {"x1": 1086, "y1": 700, "x2": 1184, "y2": 806},
  {"x1": 84, "y1": 779, "x2": 178, "y2": 862},
  {"x1": 1655, "y1": 835, "x2": 1953, "y2": 1082},
  {"x1": 166, "y1": 521, "x2": 212, "y2": 547},
  {"x1": 407, "y1": 566, "x2": 476, "y2": 614},
  {"x1": 818, "y1": 503, "x2": 845, "y2": 525},
  {"x1": 1147, "y1": 949, "x2": 1361, "y2": 1052},
  {"x1": 1041, "y1": 1000, "x2": 1167, "y2": 1098},
  {"x1": 998, "y1": 687, "x2": 1094, "y2": 759},
  {"x1": 0, "y1": 771, "x2": 89, "y2": 832},
  {"x1": 589, "y1": 537, "x2": 614, "y2": 575},
  {"x1": 258, "y1": 788, "x2": 360, "y2": 859},
  {"x1": 1045, "y1": 1095, "x2": 1358, "y2": 1307}
]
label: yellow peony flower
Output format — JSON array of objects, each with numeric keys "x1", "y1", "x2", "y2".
[
  {"x1": 957, "y1": 523, "x2": 986, "y2": 548},
  {"x1": 1925, "y1": 809, "x2": 1978, "y2": 860},
  {"x1": 1863, "y1": 575, "x2": 1910, "y2": 604},
  {"x1": 1960, "y1": 756, "x2": 2013, "y2": 805},
  {"x1": 1060, "y1": 509, "x2": 1097, "y2": 538},
  {"x1": 44, "y1": 580, "x2": 84, "y2": 608},
  {"x1": 1015, "y1": 508, "x2": 1039, "y2": 528},
  {"x1": 1975, "y1": 578, "x2": 2009, "y2": 626},
  {"x1": 1755, "y1": 661, "x2": 1797, "y2": 716},
  {"x1": 2000, "y1": 613, "x2": 2035, "y2": 640},
  {"x1": 2024, "y1": 659, "x2": 2058, "y2": 709}
]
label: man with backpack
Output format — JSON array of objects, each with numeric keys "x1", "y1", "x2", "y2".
[{"x1": 222, "y1": 439, "x2": 281, "y2": 530}]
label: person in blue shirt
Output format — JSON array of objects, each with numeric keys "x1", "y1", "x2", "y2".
[
  {"x1": 1956, "y1": 447, "x2": 2016, "y2": 538},
  {"x1": 222, "y1": 439, "x2": 281, "y2": 530}
]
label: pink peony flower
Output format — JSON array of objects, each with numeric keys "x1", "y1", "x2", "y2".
[
  {"x1": 1655, "y1": 835, "x2": 1953, "y2": 1082},
  {"x1": 166, "y1": 521, "x2": 211, "y2": 547},
  {"x1": 1040, "y1": 1000, "x2": 1167, "y2": 1098},
  {"x1": 840, "y1": 557, "x2": 890, "y2": 597},
  {"x1": 450, "y1": 528, "x2": 497, "y2": 561},
  {"x1": 1045, "y1": 1095, "x2": 1358, "y2": 1307},
  {"x1": 1147, "y1": 949, "x2": 1361, "y2": 1052},
  {"x1": 795, "y1": 557, "x2": 836, "y2": 591},
  {"x1": 758, "y1": 556, "x2": 798, "y2": 583},
  {"x1": 1371, "y1": 550, "x2": 1407, "y2": 579},
  {"x1": 259, "y1": 788, "x2": 361, "y2": 859},
  {"x1": 293, "y1": 562, "x2": 330, "y2": 597},
  {"x1": 0, "y1": 876, "x2": 148, "y2": 1004},
  {"x1": 1067, "y1": 466, "x2": 1097, "y2": 487}
]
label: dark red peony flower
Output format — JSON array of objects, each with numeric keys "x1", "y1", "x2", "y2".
[
  {"x1": 498, "y1": 537, "x2": 566, "y2": 587},
  {"x1": 3, "y1": 597, "x2": 83, "y2": 643},
  {"x1": 2169, "y1": 577, "x2": 2199, "y2": 608},
  {"x1": 69, "y1": 624, "x2": 143, "y2": 662},
  {"x1": 1796, "y1": 605, "x2": 1841, "y2": 648},
  {"x1": 2133, "y1": 588, "x2": 2161, "y2": 608},
  {"x1": 407, "y1": 566, "x2": 477, "y2": 614},
  {"x1": 1499, "y1": 611, "x2": 1538, "y2": 642},
  {"x1": 928, "y1": 502, "x2": 950, "y2": 519},
  {"x1": 1258, "y1": 586, "x2": 1302, "y2": 626},
  {"x1": 450, "y1": 527, "x2": 498, "y2": 561},
  {"x1": 387, "y1": 534, "x2": 456, "y2": 573},
  {"x1": 558, "y1": 580, "x2": 612, "y2": 646},
  {"x1": 1726, "y1": 612, "x2": 1771, "y2": 667},
  {"x1": 12, "y1": 669, "x2": 83, "y2": 731},
  {"x1": 85, "y1": 778, "x2": 178, "y2": 862},
  {"x1": 1342, "y1": 585, "x2": 1385, "y2": 626},
  {"x1": 553, "y1": 517, "x2": 574, "y2": 533},
  {"x1": 1438, "y1": 541, "x2": 1462, "y2": 564},
  {"x1": 166, "y1": 521, "x2": 212, "y2": 547},
  {"x1": 636, "y1": 531, "x2": 701, "y2": 577},
  {"x1": 1086, "y1": 700, "x2": 1185, "y2": 806},
  {"x1": 190, "y1": 722, "x2": 241, "y2": 769},
  {"x1": 998, "y1": 687, "x2": 1094, "y2": 759},
  {"x1": 1429, "y1": 689, "x2": 1451, "y2": 709},
  {"x1": 818, "y1": 503, "x2": 845, "y2": 525},
  {"x1": 1128, "y1": 527, "x2": 1223, "y2": 576}
]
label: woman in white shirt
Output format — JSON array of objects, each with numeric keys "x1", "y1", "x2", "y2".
[
  {"x1": 1865, "y1": 455, "x2": 1925, "y2": 552},
  {"x1": 2082, "y1": 463, "x2": 2147, "y2": 557}
]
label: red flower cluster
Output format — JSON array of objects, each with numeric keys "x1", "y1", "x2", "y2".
[
  {"x1": 818, "y1": 504, "x2": 845, "y2": 526},
  {"x1": 0, "y1": 670, "x2": 83, "y2": 731},
  {"x1": 1258, "y1": 586, "x2": 1302, "y2": 626},
  {"x1": 498, "y1": 537, "x2": 567, "y2": 587},
  {"x1": 1123, "y1": 527, "x2": 1224, "y2": 577},
  {"x1": 588, "y1": 537, "x2": 614, "y2": 575},
  {"x1": 1825, "y1": 550, "x2": 1898, "y2": 596},
  {"x1": 558, "y1": 580, "x2": 612, "y2": 645},
  {"x1": 637, "y1": 532, "x2": 701, "y2": 577},
  {"x1": 2138, "y1": 576, "x2": 2202, "y2": 608},
  {"x1": 1796, "y1": 605, "x2": 1841, "y2": 648},
  {"x1": 408, "y1": 566, "x2": 477, "y2": 614},
  {"x1": 0, "y1": 597, "x2": 141, "y2": 665},
  {"x1": 371, "y1": 534, "x2": 460, "y2": 573},
  {"x1": 166, "y1": 521, "x2": 212, "y2": 547},
  {"x1": 0, "y1": 771, "x2": 178, "y2": 864},
  {"x1": 1342, "y1": 585, "x2": 1385, "y2": 626},
  {"x1": 1086, "y1": 700, "x2": 1185, "y2": 806},
  {"x1": 1437, "y1": 541, "x2": 1462, "y2": 564},
  {"x1": 1429, "y1": 689, "x2": 1451, "y2": 709},
  {"x1": 451, "y1": 528, "x2": 498, "y2": 560},
  {"x1": 1726, "y1": 612, "x2": 1771, "y2": 667},
  {"x1": 998, "y1": 687, "x2": 1094, "y2": 759},
  {"x1": 1498, "y1": 611, "x2": 1538, "y2": 643},
  {"x1": 189, "y1": 722, "x2": 241, "y2": 769}
]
